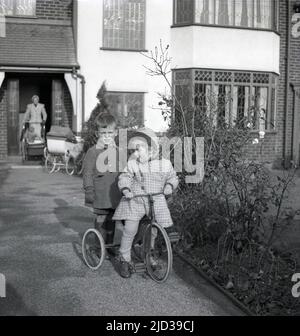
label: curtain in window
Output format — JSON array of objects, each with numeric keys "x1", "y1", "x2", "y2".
[
  {"x1": 232, "y1": 86, "x2": 250, "y2": 126},
  {"x1": 256, "y1": 0, "x2": 262, "y2": 25},
  {"x1": 195, "y1": 0, "x2": 214, "y2": 24},
  {"x1": 235, "y1": 0, "x2": 253, "y2": 27},
  {"x1": 217, "y1": 0, "x2": 229, "y2": 25},
  {"x1": 176, "y1": 0, "x2": 193, "y2": 24},
  {"x1": 255, "y1": 87, "x2": 268, "y2": 130},
  {"x1": 241, "y1": 0, "x2": 249, "y2": 26},
  {"x1": 216, "y1": 85, "x2": 231, "y2": 126},
  {"x1": 254, "y1": 0, "x2": 272, "y2": 29}
]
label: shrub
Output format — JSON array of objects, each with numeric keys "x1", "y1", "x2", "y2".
[{"x1": 143, "y1": 42, "x2": 300, "y2": 315}]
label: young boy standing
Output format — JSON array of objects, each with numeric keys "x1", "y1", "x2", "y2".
[{"x1": 83, "y1": 113, "x2": 122, "y2": 243}]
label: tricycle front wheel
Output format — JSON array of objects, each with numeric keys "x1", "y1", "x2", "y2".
[{"x1": 143, "y1": 222, "x2": 173, "y2": 283}]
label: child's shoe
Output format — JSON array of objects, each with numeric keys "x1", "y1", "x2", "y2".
[{"x1": 114, "y1": 255, "x2": 134, "y2": 278}]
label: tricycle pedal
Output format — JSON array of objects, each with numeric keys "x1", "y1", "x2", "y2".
[{"x1": 134, "y1": 262, "x2": 146, "y2": 273}]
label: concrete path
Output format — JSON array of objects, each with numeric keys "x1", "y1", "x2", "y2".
[{"x1": 0, "y1": 162, "x2": 243, "y2": 316}]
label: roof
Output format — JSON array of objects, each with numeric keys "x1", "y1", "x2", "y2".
[{"x1": 0, "y1": 23, "x2": 78, "y2": 68}]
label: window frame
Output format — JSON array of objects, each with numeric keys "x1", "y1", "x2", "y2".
[
  {"x1": 102, "y1": 0, "x2": 147, "y2": 52},
  {"x1": 0, "y1": 0, "x2": 36, "y2": 17},
  {"x1": 173, "y1": 0, "x2": 279, "y2": 33},
  {"x1": 173, "y1": 68, "x2": 278, "y2": 131},
  {"x1": 106, "y1": 91, "x2": 145, "y2": 127}
]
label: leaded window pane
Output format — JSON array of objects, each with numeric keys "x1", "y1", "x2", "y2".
[
  {"x1": 195, "y1": 70, "x2": 213, "y2": 82},
  {"x1": 15, "y1": 0, "x2": 35, "y2": 15},
  {"x1": 106, "y1": 92, "x2": 144, "y2": 127},
  {"x1": 195, "y1": 83, "x2": 211, "y2": 114},
  {"x1": 0, "y1": 0, "x2": 13, "y2": 15},
  {"x1": 174, "y1": 69, "x2": 277, "y2": 131},
  {"x1": 103, "y1": 0, "x2": 145, "y2": 50},
  {"x1": 215, "y1": 85, "x2": 231, "y2": 126},
  {"x1": 0, "y1": 0, "x2": 35, "y2": 16}
]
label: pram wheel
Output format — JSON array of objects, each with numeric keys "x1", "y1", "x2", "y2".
[
  {"x1": 82, "y1": 229, "x2": 106, "y2": 270},
  {"x1": 45, "y1": 154, "x2": 55, "y2": 173},
  {"x1": 66, "y1": 156, "x2": 75, "y2": 176}
]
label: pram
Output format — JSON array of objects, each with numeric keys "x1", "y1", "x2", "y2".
[
  {"x1": 44, "y1": 125, "x2": 83, "y2": 174},
  {"x1": 20, "y1": 122, "x2": 46, "y2": 162}
]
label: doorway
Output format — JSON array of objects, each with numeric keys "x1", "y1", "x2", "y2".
[
  {"x1": 6, "y1": 73, "x2": 66, "y2": 156},
  {"x1": 19, "y1": 74, "x2": 53, "y2": 134}
]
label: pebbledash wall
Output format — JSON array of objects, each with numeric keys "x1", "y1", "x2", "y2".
[{"x1": 75, "y1": 0, "x2": 173, "y2": 132}]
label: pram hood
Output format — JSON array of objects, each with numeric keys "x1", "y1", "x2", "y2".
[{"x1": 47, "y1": 126, "x2": 74, "y2": 140}]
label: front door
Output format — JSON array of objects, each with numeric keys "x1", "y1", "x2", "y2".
[{"x1": 7, "y1": 79, "x2": 19, "y2": 155}]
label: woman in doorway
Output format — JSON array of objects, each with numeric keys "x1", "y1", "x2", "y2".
[{"x1": 23, "y1": 95, "x2": 47, "y2": 139}]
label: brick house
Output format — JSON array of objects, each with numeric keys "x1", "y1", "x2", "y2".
[
  {"x1": 0, "y1": 0, "x2": 81, "y2": 159},
  {"x1": 75, "y1": 0, "x2": 300, "y2": 168},
  {"x1": 1, "y1": 0, "x2": 300, "y2": 168}
]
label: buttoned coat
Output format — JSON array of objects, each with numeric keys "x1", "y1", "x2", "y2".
[
  {"x1": 82, "y1": 145, "x2": 122, "y2": 211},
  {"x1": 112, "y1": 156, "x2": 179, "y2": 227},
  {"x1": 23, "y1": 103, "x2": 47, "y2": 124}
]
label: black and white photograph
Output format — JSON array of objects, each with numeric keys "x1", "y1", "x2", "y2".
[{"x1": 0, "y1": 0, "x2": 300, "y2": 320}]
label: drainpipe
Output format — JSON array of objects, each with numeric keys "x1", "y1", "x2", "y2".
[
  {"x1": 72, "y1": 67, "x2": 86, "y2": 133},
  {"x1": 284, "y1": 0, "x2": 291, "y2": 168}
]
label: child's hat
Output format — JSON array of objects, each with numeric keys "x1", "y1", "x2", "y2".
[{"x1": 128, "y1": 127, "x2": 159, "y2": 158}]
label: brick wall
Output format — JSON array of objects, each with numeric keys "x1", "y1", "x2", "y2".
[
  {"x1": 36, "y1": 0, "x2": 73, "y2": 21},
  {"x1": 244, "y1": 0, "x2": 300, "y2": 167},
  {"x1": 62, "y1": 81, "x2": 73, "y2": 128},
  {"x1": 288, "y1": 0, "x2": 300, "y2": 165},
  {"x1": 0, "y1": 80, "x2": 8, "y2": 159},
  {"x1": 274, "y1": 0, "x2": 300, "y2": 166}
]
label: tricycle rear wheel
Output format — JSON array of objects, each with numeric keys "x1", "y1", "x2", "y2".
[{"x1": 82, "y1": 229, "x2": 106, "y2": 270}]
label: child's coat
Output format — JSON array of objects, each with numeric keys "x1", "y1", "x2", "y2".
[{"x1": 112, "y1": 156, "x2": 178, "y2": 227}]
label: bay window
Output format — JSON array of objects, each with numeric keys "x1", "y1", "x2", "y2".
[
  {"x1": 174, "y1": 0, "x2": 278, "y2": 30},
  {"x1": 173, "y1": 69, "x2": 277, "y2": 131}
]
